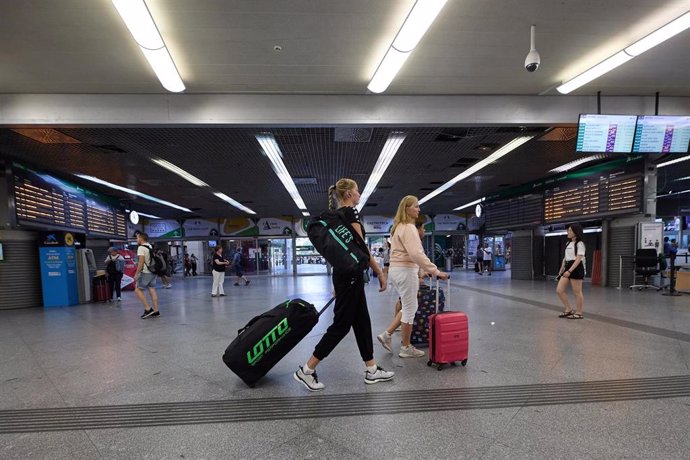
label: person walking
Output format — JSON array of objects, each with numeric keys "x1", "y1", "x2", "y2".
[
  {"x1": 232, "y1": 250, "x2": 250, "y2": 286},
  {"x1": 557, "y1": 223, "x2": 586, "y2": 319},
  {"x1": 377, "y1": 196, "x2": 448, "y2": 358},
  {"x1": 482, "y1": 243, "x2": 493, "y2": 275},
  {"x1": 211, "y1": 247, "x2": 230, "y2": 297},
  {"x1": 294, "y1": 178, "x2": 394, "y2": 391},
  {"x1": 476, "y1": 242, "x2": 484, "y2": 275},
  {"x1": 134, "y1": 232, "x2": 160, "y2": 319},
  {"x1": 190, "y1": 253, "x2": 198, "y2": 276},
  {"x1": 104, "y1": 247, "x2": 125, "y2": 302},
  {"x1": 157, "y1": 248, "x2": 172, "y2": 288}
]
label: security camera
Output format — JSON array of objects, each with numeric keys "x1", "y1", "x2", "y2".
[{"x1": 524, "y1": 25, "x2": 540, "y2": 72}]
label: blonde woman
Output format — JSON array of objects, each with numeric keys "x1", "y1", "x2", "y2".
[
  {"x1": 294, "y1": 178, "x2": 394, "y2": 391},
  {"x1": 378, "y1": 196, "x2": 448, "y2": 358}
]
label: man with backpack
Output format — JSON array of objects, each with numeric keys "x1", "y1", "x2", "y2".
[
  {"x1": 104, "y1": 247, "x2": 125, "y2": 302},
  {"x1": 134, "y1": 232, "x2": 160, "y2": 319}
]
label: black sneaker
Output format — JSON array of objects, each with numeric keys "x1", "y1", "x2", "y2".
[
  {"x1": 234, "y1": 283, "x2": 240, "y2": 286},
  {"x1": 245, "y1": 280, "x2": 251, "y2": 286},
  {"x1": 150, "y1": 310, "x2": 160, "y2": 318},
  {"x1": 140, "y1": 309, "x2": 155, "y2": 319}
]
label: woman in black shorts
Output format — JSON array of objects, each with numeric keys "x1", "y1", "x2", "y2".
[{"x1": 557, "y1": 223, "x2": 585, "y2": 319}]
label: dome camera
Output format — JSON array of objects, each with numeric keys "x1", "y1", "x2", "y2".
[
  {"x1": 525, "y1": 50, "x2": 540, "y2": 72},
  {"x1": 524, "y1": 24, "x2": 540, "y2": 72}
]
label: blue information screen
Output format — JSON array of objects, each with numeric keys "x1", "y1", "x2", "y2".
[
  {"x1": 576, "y1": 114, "x2": 637, "y2": 153},
  {"x1": 633, "y1": 115, "x2": 690, "y2": 153}
]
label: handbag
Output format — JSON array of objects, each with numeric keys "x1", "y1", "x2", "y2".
[{"x1": 307, "y1": 209, "x2": 370, "y2": 275}]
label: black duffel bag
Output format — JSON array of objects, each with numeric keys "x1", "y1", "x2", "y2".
[
  {"x1": 223, "y1": 298, "x2": 330, "y2": 387},
  {"x1": 307, "y1": 209, "x2": 370, "y2": 275}
]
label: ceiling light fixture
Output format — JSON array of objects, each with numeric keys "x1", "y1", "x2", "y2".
[
  {"x1": 657, "y1": 154, "x2": 690, "y2": 168},
  {"x1": 419, "y1": 136, "x2": 535, "y2": 205},
  {"x1": 302, "y1": 211, "x2": 310, "y2": 217},
  {"x1": 453, "y1": 197, "x2": 485, "y2": 212},
  {"x1": 112, "y1": 0, "x2": 185, "y2": 93},
  {"x1": 672, "y1": 175, "x2": 690, "y2": 182},
  {"x1": 557, "y1": 11, "x2": 690, "y2": 94},
  {"x1": 548, "y1": 154, "x2": 608, "y2": 174},
  {"x1": 255, "y1": 133, "x2": 308, "y2": 213},
  {"x1": 213, "y1": 193, "x2": 256, "y2": 215},
  {"x1": 367, "y1": 0, "x2": 448, "y2": 93},
  {"x1": 151, "y1": 159, "x2": 209, "y2": 187},
  {"x1": 356, "y1": 132, "x2": 407, "y2": 211},
  {"x1": 77, "y1": 174, "x2": 191, "y2": 212},
  {"x1": 126, "y1": 209, "x2": 161, "y2": 219}
]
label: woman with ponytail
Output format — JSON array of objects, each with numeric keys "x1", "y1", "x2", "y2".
[
  {"x1": 557, "y1": 223, "x2": 586, "y2": 319},
  {"x1": 294, "y1": 178, "x2": 394, "y2": 391}
]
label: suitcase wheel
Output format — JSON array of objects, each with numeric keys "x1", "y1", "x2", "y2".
[
  {"x1": 427, "y1": 360, "x2": 432, "y2": 367},
  {"x1": 461, "y1": 359, "x2": 468, "y2": 366},
  {"x1": 437, "y1": 364, "x2": 444, "y2": 371}
]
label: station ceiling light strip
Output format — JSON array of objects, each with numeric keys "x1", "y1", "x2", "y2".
[
  {"x1": 214, "y1": 193, "x2": 256, "y2": 215},
  {"x1": 419, "y1": 136, "x2": 535, "y2": 205},
  {"x1": 453, "y1": 197, "x2": 485, "y2": 212},
  {"x1": 367, "y1": 0, "x2": 448, "y2": 93},
  {"x1": 126, "y1": 209, "x2": 160, "y2": 219},
  {"x1": 356, "y1": 132, "x2": 407, "y2": 211},
  {"x1": 657, "y1": 154, "x2": 690, "y2": 168},
  {"x1": 77, "y1": 174, "x2": 191, "y2": 212},
  {"x1": 548, "y1": 154, "x2": 608, "y2": 174},
  {"x1": 557, "y1": 11, "x2": 690, "y2": 94},
  {"x1": 255, "y1": 133, "x2": 308, "y2": 213},
  {"x1": 112, "y1": 0, "x2": 185, "y2": 93}
]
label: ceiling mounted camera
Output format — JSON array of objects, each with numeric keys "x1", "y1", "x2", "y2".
[{"x1": 524, "y1": 24, "x2": 540, "y2": 72}]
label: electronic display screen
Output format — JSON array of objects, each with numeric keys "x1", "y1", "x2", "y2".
[
  {"x1": 11, "y1": 163, "x2": 126, "y2": 238},
  {"x1": 576, "y1": 114, "x2": 637, "y2": 153},
  {"x1": 632, "y1": 115, "x2": 690, "y2": 153}
]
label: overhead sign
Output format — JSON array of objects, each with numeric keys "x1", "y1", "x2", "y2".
[
  {"x1": 222, "y1": 217, "x2": 258, "y2": 237},
  {"x1": 433, "y1": 214, "x2": 467, "y2": 232},
  {"x1": 144, "y1": 220, "x2": 183, "y2": 238},
  {"x1": 257, "y1": 217, "x2": 293, "y2": 236},
  {"x1": 183, "y1": 219, "x2": 220, "y2": 237},
  {"x1": 361, "y1": 215, "x2": 394, "y2": 234}
]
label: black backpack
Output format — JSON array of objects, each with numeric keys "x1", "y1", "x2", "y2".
[
  {"x1": 106, "y1": 259, "x2": 118, "y2": 276},
  {"x1": 307, "y1": 209, "x2": 370, "y2": 275},
  {"x1": 139, "y1": 244, "x2": 167, "y2": 276}
]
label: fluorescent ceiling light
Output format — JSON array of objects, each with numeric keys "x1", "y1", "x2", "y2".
[
  {"x1": 557, "y1": 12, "x2": 690, "y2": 94},
  {"x1": 214, "y1": 193, "x2": 256, "y2": 215},
  {"x1": 112, "y1": 0, "x2": 185, "y2": 93},
  {"x1": 658, "y1": 154, "x2": 690, "y2": 168},
  {"x1": 673, "y1": 176, "x2": 690, "y2": 182},
  {"x1": 77, "y1": 174, "x2": 191, "y2": 212},
  {"x1": 152, "y1": 158, "x2": 208, "y2": 187},
  {"x1": 126, "y1": 209, "x2": 160, "y2": 219},
  {"x1": 367, "y1": 0, "x2": 448, "y2": 93},
  {"x1": 453, "y1": 197, "x2": 485, "y2": 212},
  {"x1": 548, "y1": 154, "x2": 607, "y2": 174},
  {"x1": 557, "y1": 52, "x2": 632, "y2": 94},
  {"x1": 302, "y1": 211, "x2": 310, "y2": 217},
  {"x1": 255, "y1": 133, "x2": 308, "y2": 212},
  {"x1": 356, "y1": 132, "x2": 407, "y2": 211},
  {"x1": 419, "y1": 136, "x2": 534, "y2": 205},
  {"x1": 657, "y1": 189, "x2": 690, "y2": 198}
]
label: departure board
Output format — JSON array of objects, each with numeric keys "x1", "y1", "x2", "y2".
[
  {"x1": 632, "y1": 115, "x2": 690, "y2": 153},
  {"x1": 544, "y1": 172, "x2": 642, "y2": 223},
  {"x1": 12, "y1": 163, "x2": 126, "y2": 238},
  {"x1": 576, "y1": 114, "x2": 637, "y2": 153}
]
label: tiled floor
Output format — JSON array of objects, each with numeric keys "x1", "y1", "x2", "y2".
[{"x1": 1, "y1": 270, "x2": 689, "y2": 459}]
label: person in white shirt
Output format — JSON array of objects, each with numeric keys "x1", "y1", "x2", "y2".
[
  {"x1": 482, "y1": 244, "x2": 493, "y2": 275},
  {"x1": 134, "y1": 232, "x2": 159, "y2": 319},
  {"x1": 557, "y1": 223, "x2": 586, "y2": 319}
]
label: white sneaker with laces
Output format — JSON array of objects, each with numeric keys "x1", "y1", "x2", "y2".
[
  {"x1": 364, "y1": 366, "x2": 394, "y2": 384},
  {"x1": 399, "y1": 345, "x2": 425, "y2": 358},
  {"x1": 377, "y1": 331, "x2": 392, "y2": 352},
  {"x1": 294, "y1": 366, "x2": 325, "y2": 391}
]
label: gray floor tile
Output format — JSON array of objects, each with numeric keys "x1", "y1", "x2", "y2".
[{"x1": 0, "y1": 431, "x2": 100, "y2": 460}]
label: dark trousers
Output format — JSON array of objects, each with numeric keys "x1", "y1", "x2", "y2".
[
  {"x1": 313, "y1": 272, "x2": 374, "y2": 362},
  {"x1": 108, "y1": 273, "x2": 123, "y2": 299}
]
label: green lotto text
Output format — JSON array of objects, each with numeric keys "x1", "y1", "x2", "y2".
[{"x1": 246, "y1": 318, "x2": 291, "y2": 366}]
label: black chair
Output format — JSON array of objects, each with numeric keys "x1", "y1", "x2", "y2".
[{"x1": 629, "y1": 249, "x2": 662, "y2": 291}]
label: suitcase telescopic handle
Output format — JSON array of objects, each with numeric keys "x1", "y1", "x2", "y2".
[{"x1": 433, "y1": 275, "x2": 451, "y2": 311}]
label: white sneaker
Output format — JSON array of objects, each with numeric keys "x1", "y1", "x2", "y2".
[
  {"x1": 294, "y1": 366, "x2": 325, "y2": 392},
  {"x1": 377, "y1": 331, "x2": 392, "y2": 352},
  {"x1": 364, "y1": 366, "x2": 394, "y2": 384},
  {"x1": 164, "y1": 284, "x2": 172, "y2": 289},
  {"x1": 399, "y1": 345, "x2": 425, "y2": 358}
]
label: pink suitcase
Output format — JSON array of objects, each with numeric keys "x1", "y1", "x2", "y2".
[{"x1": 427, "y1": 279, "x2": 469, "y2": 370}]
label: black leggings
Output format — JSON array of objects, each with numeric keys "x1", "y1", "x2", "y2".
[
  {"x1": 313, "y1": 272, "x2": 374, "y2": 362},
  {"x1": 108, "y1": 273, "x2": 123, "y2": 299}
]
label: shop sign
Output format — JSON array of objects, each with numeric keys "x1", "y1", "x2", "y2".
[
  {"x1": 183, "y1": 219, "x2": 220, "y2": 237},
  {"x1": 257, "y1": 217, "x2": 293, "y2": 236},
  {"x1": 221, "y1": 217, "x2": 258, "y2": 237},
  {"x1": 145, "y1": 220, "x2": 183, "y2": 238},
  {"x1": 433, "y1": 214, "x2": 467, "y2": 232}
]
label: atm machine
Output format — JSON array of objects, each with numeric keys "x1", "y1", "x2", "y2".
[{"x1": 76, "y1": 248, "x2": 97, "y2": 303}]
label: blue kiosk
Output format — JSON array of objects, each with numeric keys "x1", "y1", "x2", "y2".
[{"x1": 38, "y1": 231, "x2": 80, "y2": 307}]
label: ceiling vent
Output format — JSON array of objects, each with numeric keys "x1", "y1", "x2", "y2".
[
  {"x1": 376, "y1": 185, "x2": 393, "y2": 189},
  {"x1": 419, "y1": 187, "x2": 434, "y2": 191},
  {"x1": 449, "y1": 158, "x2": 479, "y2": 168},
  {"x1": 364, "y1": 202, "x2": 378, "y2": 207},
  {"x1": 434, "y1": 128, "x2": 471, "y2": 142},
  {"x1": 294, "y1": 177, "x2": 318, "y2": 185},
  {"x1": 94, "y1": 144, "x2": 127, "y2": 153},
  {"x1": 334, "y1": 128, "x2": 373, "y2": 143}
]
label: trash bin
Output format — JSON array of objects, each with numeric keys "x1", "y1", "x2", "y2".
[{"x1": 445, "y1": 256, "x2": 453, "y2": 272}]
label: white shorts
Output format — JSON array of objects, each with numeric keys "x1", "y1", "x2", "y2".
[{"x1": 389, "y1": 267, "x2": 419, "y2": 325}]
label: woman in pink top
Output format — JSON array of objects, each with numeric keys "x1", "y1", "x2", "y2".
[{"x1": 377, "y1": 196, "x2": 448, "y2": 358}]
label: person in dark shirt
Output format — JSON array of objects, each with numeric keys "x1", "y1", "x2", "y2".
[
  {"x1": 211, "y1": 247, "x2": 230, "y2": 297},
  {"x1": 294, "y1": 178, "x2": 394, "y2": 391}
]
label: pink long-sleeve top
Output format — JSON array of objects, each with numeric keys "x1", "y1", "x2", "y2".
[{"x1": 389, "y1": 223, "x2": 441, "y2": 276}]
